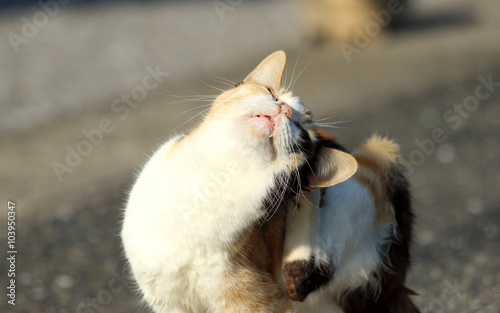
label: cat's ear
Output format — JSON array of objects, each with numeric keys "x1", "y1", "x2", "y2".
[
  {"x1": 244, "y1": 50, "x2": 286, "y2": 90},
  {"x1": 307, "y1": 148, "x2": 358, "y2": 189}
]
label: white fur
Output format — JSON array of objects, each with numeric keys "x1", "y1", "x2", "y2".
[
  {"x1": 288, "y1": 178, "x2": 395, "y2": 312},
  {"x1": 121, "y1": 82, "x2": 309, "y2": 312}
]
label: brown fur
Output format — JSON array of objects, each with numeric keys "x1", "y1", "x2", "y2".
[
  {"x1": 353, "y1": 160, "x2": 395, "y2": 225},
  {"x1": 221, "y1": 205, "x2": 293, "y2": 313},
  {"x1": 353, "y1": 136, "x2": 401, "y2": 225},
  {"x1": 283, "y1": 258, "x2": 332, "y2": 302}
]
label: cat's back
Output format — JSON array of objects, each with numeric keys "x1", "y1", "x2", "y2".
[
  {"x1": 122, "y1": 135, "x2": 192, "y2": 268},
  {"x1": 123, "y1": 135, "x2": 186, "y2": 230}
]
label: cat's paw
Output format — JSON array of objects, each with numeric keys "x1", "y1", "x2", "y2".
[{"x1": 283, "y1": 258, "x2": 333, "y2": 302}]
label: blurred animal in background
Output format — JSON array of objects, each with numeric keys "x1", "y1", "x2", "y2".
[{"x1": 299, "y1": 0, "x2": 409, "y2": 44}]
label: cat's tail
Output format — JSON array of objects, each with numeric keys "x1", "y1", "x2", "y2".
[
  {"x1": 354, "y1": 135, "x2": 402, "y2": 175},
  {"x1": 353, "y1": 135, "x2": 408, "y2": 227}
]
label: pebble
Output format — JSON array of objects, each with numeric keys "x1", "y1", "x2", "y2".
[
  {"x1": 55, "y1": 275, "x2": 74, "y2": 290},
  {"x1": 467, "y1": 197, "x2": 483, "y2": 214},
  {"x1": 483, "y1": 224, "x2": 498, "y2": 239},
  {"x1": 436, "y1": 143, "x2": 456, "y2": 163}
]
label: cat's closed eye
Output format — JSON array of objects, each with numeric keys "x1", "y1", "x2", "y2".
[{"x1": 266, "y1": 87, "x2": 279, "y2": 102}]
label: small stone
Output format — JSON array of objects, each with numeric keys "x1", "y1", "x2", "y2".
[
  {"x1": 417, "y1": 230, "x2": 435, "y2": 245},
  {"x1": 449, "y1": 236, "x2": 464, "y2": 250},
  {"x1": 87, "y1": 231, "x2": 102, "y2": 244},
  {"x1": 474, "y1": 253, "x2": 488, "y2": 265},
  {"x1": 464, "y1": 263, "x2": 476, "y2": 275},
  {"x1": 467, "y1": 198, "x2": 483, "y2": 214},
  {"x1": 436, "y1": 143, "x2": 456, "y2": 163},
  {"x1": 19, "y1": 272, "x2": 33, "y2": 286},
  {"x1": 484, "y1": 224, "x2": 498, "y2": 239},
  {"x1": 429, "y1": 267, "x2": 442, "y2": 279},
  {"x1": 419, "y1": 106, "x2": 442, "y2": 129},
  {"x1": 32, "y1": 287, "x2": 47, "y2": 300},
  {"x1": 482, "y1": 275, "x2": 494, "y2": 286},
  {"x1": 55, "y1": 274, "x2": 74, "y2": 290}
]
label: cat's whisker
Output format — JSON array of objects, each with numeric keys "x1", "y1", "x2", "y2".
[
  {"x1": 285, "y1": 46, "x2": 306, "y2": 93},
  {"x1": 164, "y1": 94, "x2": 218, "y2": 99},
  {"x1": 156, "y1": 107, "x2": 211, "y2": 142},
  {"x1": 282, "y1": 65, "x2": 288, "y2": 93},
  {"x1": 298, "y1": 190, "x2": 321, "y2": 211},
  {"x1": 261, "y1": 171, "x2": 290, "y2": 225},
  {"x1": 315, "y1": 124, "x2": 349, "y2": 129},
  {"x1": 162, "y1": 93, "x2": 218, "y2": 101},
  {"x1": 160, "y1": 99, "x2": 214, "y2": 107},
  {"x1": 313, "y1": 115, "x2": 342, "y2": 122},
  {"x1": 207, "y1": 74, "x2": 238, "y2": 87},
  {"x1": 158, "y1": 85, "x2": 219, "y2": 105},
  {"x1": 169, "y1": 104, "x2": 213, "y2": 121},
  {"x1": 192, "y1": 75, "x2": 228, "y2": 93},
  {"x1": 288, "y1": 62, "x2": 310, "y2": 92},
  {"x1": 314, "y1": 119, "x2": 354, "y2": 125}
]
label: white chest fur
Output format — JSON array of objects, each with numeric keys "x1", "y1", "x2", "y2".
[{"x1": 121, "y1": 134, "x2": 280, "y2": 312}]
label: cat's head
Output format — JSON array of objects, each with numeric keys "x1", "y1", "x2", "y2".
[{"x1": 203, "y1": 50, "x2": 357, "y2": 189}]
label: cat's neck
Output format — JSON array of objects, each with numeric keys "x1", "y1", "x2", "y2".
[
  {"x1": 184, "y1": 121, "x2": 272, "y2": 172},
  {"x1": 168, "y1": 126, "x2": 281, "y2": 245}
]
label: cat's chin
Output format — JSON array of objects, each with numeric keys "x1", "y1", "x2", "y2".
[{"x1": 249, "y1": 115, "x2": 275, "y2": 138}]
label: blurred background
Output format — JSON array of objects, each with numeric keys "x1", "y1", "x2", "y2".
[{"x1": 0, "y1": 0, "x2": 499, "y2": 312}]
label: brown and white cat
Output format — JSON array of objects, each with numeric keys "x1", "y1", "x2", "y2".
[
  {"x1": 121, "y1": 51, "x2": 357, "y2": 313},
  {"x1": 121, "y1": 50, "x2": 419, "y2": 313}
]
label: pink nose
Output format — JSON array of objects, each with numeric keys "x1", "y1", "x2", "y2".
[{"x1": 278, "y1": 102, "x2": 292, "y2": 119}]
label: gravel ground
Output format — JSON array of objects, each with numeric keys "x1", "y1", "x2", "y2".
[
  {"x1": 1, "y1": 0, "x2": 500, "y2": 312},
  {"x1": 5, "y1": 65, "x2": 500, "y2": 313}
]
